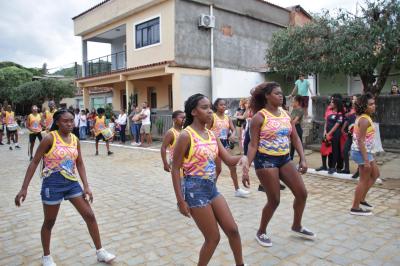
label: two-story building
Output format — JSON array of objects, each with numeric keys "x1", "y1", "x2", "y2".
[{"x1": 73, "y1": 0, "x2": 295, "y2": 113}]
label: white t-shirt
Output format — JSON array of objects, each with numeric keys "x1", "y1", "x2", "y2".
[
  {"x1": 74, "y1": 114, "x2": 80, "y2": 127},
  {"x1": 117, "y1": 113, "x2": 127, "y2": 125},
  {"x1": 79, "y1": 115, "x2": 87, "y2": 128},
  {"x1": 141, "y1": 108, "x2": 151, "y2": 125}
]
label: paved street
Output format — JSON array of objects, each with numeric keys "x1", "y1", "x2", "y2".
[{"x1": 0, "y1": 135, "x2": 399, "y2": 266}]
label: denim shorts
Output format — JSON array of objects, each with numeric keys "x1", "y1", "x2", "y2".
[
  {"x1": 350, "y1": 150, "x2": 374, "y2": 165},
  {"x1": 41, "y1": 172, "x2": 83, "y2": 205},
  {"x1": 183, "y1": 176, "x2": 220, "y2": 208},
  {"x1": 219, "y1": 138, "x2": 229, "y2": 149},
  {"x1": 254, "y1": 152, "x2": 291, "y2": 170}
]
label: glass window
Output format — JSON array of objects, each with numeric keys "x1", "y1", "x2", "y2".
[{"x1": 135, "y1": 17, "x2": 160, "y2": 49}]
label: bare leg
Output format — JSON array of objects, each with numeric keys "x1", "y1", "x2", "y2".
[
  {"x1": 30, "y1": 140, "x2": 35, "y2": 158},
  {"x1": 41, "y1": 204, "x2": 61, "y2": 256},
  {"x1": 279, "y1": 162, "x2": 308, "y2": 230},
  {"x1": 352, "y1": 164, "x2": 371, "y2": 209},
  {"x1": 105, "y1": 140, "x2": 110, "y2": 152},
  {"x1": 228, "y1": 165, "x2": 240, "y2": 190},
  {"x1": 95, "y1": 140, "x2": 99, "y2": 153},
  {"x1": 211, "y1": 196, "x2": 243, "y2": 265},
  {"x1": 256, "y1": 168, "x2": 280, "y2": 234},
  {"x1": 361, "y1": 161, "x2": 380, "y2": 201},
  {"x1": 191, "y1": 205, "x2": 220, "y2": 266},
  {"x1": 69, "y1": 196, "x2": 102, "y2": 249}
]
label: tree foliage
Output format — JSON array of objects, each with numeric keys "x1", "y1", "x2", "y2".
[
  {"x1": 266, "y1": 0, "x2": 400, "y2": 96},
  {"x1": 0, "y1": 66, "x2": 33, "y2": 103}
]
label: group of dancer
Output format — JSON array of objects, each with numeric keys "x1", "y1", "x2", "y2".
[{"x1": 12, "y1": 81, "x2": 379, "y2": 266}]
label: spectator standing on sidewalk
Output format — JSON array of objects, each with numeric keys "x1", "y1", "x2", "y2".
[
  {"x1": 289, "y1": 73, "x2": 312, "y2": 118},
  {"x1": 290, "y1": 96, "x2": 304, "y2": 161},
  {"x1": 117, "y1": 109, "x2": 127, "y2": 144},
  {"x1": 73, "y1": 108, "x2": 80, "y2": 138},
  {"x1": 79, "y1": 110, "x2": 87, "y2": 140},
  {"x1": 139, "y1": 102, "x2": 152, "y2": 147}
]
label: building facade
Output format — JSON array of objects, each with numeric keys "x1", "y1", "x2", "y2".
[{"x1": 73, "y1": 0, "x2": 296, "y2": 112}]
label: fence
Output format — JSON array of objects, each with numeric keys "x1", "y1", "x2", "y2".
[{"x1": 310, "y1": 95, "x2": 400, "y2": 150}]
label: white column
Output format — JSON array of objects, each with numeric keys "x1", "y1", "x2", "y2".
[{"x1": 82, "y1": 40, "x2": 88, "y2": 76}]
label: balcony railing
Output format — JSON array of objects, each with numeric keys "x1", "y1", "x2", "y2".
[{"x1": 83, "y1": 50, "x2": 126, "y2": 77}]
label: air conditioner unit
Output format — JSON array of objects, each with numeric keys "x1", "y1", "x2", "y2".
[{"x1": 199, "y1": 14, "x2": 215, "y2": 28}]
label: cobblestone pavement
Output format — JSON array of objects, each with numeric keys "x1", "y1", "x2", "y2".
[{"x1": 0, "y1": 137, "x2": 399, "y2": 266}]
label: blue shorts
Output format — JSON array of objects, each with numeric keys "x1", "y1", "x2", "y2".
[
  {"x1": 350, "y1": 150, "x2": 374, "y2": 165},
  {"x1": 183, "y1": 176, "x2": 220, "y2": 208},
  {"x1": 254, "y1": 152, "x2": 291, "y2": 170},
  {"x1": 41, "y1": 172, "x2": 83, "y2": 205}
]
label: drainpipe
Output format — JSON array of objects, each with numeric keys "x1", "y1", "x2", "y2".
[{"x1": 210, "y1": 5, "x2": 215, "y2": 101}]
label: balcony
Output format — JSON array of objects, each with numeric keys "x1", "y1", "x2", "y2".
[{"x1": 83, "y1": 50, "x2": 126, "y2": 77}]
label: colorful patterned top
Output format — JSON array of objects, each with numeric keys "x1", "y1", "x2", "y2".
[
  {"x1": 42, "y1": 131, "x2": 79, "y2": 181},
  {"x1": 183, "y1": 126, "x2": 219, "y2": 180},
  {"x1": 168, "y1": 127, "x2": 180, "y2": 163},
  {"x1": 28, "y1": 113, "x2": 42, "y2": 133},
  {"x1": 94, "y1": 116, "x2": 106, "y2": 136},
  {"x1": 5, "y1": 111, "x2": 15, "y2": 125},
  {"x1": 44, "y1": 109, "x2": 56, "y2": 129},
  {"x1": 210, "y1": 113, "x2": 230, "y2": 140},
  {"x1": 351, "y1": 114, "x2": 375, "y2": 153},
  {"x1": 258, "y1": 108, "x2": 292, "y2": 156}
]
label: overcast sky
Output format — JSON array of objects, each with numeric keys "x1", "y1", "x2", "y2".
[{"x1": 0, "y1": 0, "x2": 359, "y2": 70}]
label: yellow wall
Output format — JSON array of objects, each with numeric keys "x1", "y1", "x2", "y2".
[
  {"x1": 77, "y1": 0, "x2": 175, "y2": 69},
  {"x1": 132, "y1": 75, "x2": 171, "y2": 110}
]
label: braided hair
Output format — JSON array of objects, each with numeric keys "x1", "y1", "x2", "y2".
[
  {"x1": 249, "y1": 82, "x2": 281, "y2": 113},
  {"x1": 355, "y1": 92, "x2": 374, "y2": 116},
  {"x1": 50, "y1": 109, "x2": 75, "y2": 131},
  {"x1": 183, "y1": 94, "x2": 207, "y2": 128}
]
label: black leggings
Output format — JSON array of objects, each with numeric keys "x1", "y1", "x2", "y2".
[
  {"x1": 343, "y1": 135, "x2": 352, "y2": 171},
  {"x1": 290, "y1": 123, "x2": 303, "y2": 160},
  {"x1": 327, "y1": 132, "x2": 341, "y2": 169}
]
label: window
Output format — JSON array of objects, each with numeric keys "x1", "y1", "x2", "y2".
[{"x1": 135, "y1": 17, "x2": 160, "y2": 49}]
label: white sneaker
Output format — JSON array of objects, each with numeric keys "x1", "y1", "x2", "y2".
[
  {"x1": 235, "y1": 188, "x2": 249, "y2": 198},
  {"x1": 96, "y1": 248, "x2": 116, "y2": 263},
  {"x1": 42, "y1": 255, "x2": 56, "y2": 266}
]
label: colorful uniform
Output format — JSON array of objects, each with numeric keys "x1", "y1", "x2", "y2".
[
  {"x1": 5, "y1": 111, "x2": 18, "y2": 132},
  {"x1": 168, "y1": 128, "x2": 180, "y2": 164},
  {"x1": 94, "y1": 116, "x2": 107, "y2": 141},
  {"x1": 255, "y1": 108, "x2": 292, "y2": 169},
  {"x1": 182, "y1": 126, "x2": 220, "y2": 208},
  {"x1": 351, "y1": 114, "x2": 375, "y2": 165},
  {"x1": 28, "y1": 113, "x2": 43, "y2": 142},
  {"x1": 44, "y1": 109, "x2": 56, "y2": 130},
  {"x1": 210, "y1": 113, "x2": 230, "y2": 148},
  {"x1": 41, "y1": 131, "x2": 82, "y2": 205}
]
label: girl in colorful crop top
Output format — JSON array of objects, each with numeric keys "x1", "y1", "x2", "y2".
[
  {"x1": 244, "y1": 82, "x2": 315, "y2": 247},
  {"x1": 209, "y1": 98, "x2": 250, "y2": 198},
  {"x1": 349, "y1": 93, "x2": 380, "y2": 216},
  {"x1": 161, "y1": 110, "x2": 185, "y2": 172},
  {"x1": 171, "y1": 93, "x2": 248, "y2": 266},
  {"x1": 15, "y1": 109, "x2": 115, "y2": 265}
]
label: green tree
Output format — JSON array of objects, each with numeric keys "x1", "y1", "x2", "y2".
[
  {"x1": 266, "y1": 0, "x2": 400, "y2": 96},
  {"x1": 11, "y1": 81, "x2": 44, "y2": 105},
  {"x1": 0, "y1": 66, "x2": 33, "y2": 103},
  {"x1": 40, "y1": 79, "x2": 76, "y2": 105}
]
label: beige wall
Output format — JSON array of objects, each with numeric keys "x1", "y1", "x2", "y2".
[
  {"x1": 77, "y1": 0, "x2": 175, "y2": 69},
  {"x1": 132, "y1": 75, "x2": 171, "y2": 110},
  {"x1": 74, "y1": 0, "x2": 167, "y2": 36}
]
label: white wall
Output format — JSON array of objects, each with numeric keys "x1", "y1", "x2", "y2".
[
  {"x1": 212, "y1": 68, "x2": 265, "y2": 100},
  {"x1": 180, "y1": 74, "x2": 211, "y2": 109}
]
